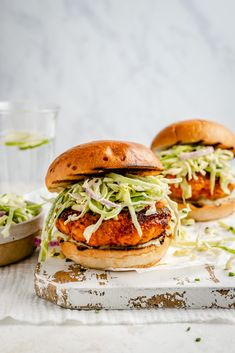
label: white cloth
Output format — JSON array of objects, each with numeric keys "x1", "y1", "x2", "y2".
[{"x1": 1, "y1": 253, "x2": 235, "y2": 324}]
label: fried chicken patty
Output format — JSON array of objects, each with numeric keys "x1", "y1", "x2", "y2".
[
  {"x1": 56, "y1": 202, "x2": 171, "y2": 247},
  {"x1": 168, "y1": 173, "x2": 235, "y2": 201}
]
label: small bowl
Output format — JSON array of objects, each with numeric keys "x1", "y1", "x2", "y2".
[{"x1": 0, "y1": 208, "x2": 44, "y2": 266}]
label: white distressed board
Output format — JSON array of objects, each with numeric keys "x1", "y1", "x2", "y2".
[
  {"x1": 35, "y1": 258, "x2": 235, "y2": 309},
  {"x1": 35, "y1": 213, "x2": 235, "y2": 309}
]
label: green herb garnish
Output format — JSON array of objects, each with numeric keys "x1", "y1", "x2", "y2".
[{"x1": 228, "y1": 272, "x2": 235, "y2": 277}]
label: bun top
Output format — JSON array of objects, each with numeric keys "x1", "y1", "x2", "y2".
[
  {"x1": 46, "y1": 140, "x2": 163, "y2": 192},
  {"x1": 151, "y1": 119, "x2": 235, "y2": 153}
]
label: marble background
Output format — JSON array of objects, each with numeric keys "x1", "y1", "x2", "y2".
[{"x1": 0, "y1": 0, "x2": 235, "y2": 153}]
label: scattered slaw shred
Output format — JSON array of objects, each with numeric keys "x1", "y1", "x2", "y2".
[
  {"x1": 172, "y1": 220, "x2": 235, "y2": 270},
  {"x1": 0, "y1": 194, "x2": 42, "y2": 238},
  {"x1": 39, "y1": 173, "x2": 186, "y2": 261},
  {"x1": 158, "y1": 145, "x2": 235, "y2": 200}
]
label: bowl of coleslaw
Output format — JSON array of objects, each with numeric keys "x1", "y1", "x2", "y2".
[{"x1": 0, "y1": 194, "x2": 43, "y2": 266}]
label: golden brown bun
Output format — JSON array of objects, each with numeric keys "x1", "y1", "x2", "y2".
[
  {"x1": 178, "y1": 198, "x2": 235, "y2": 222},
  {"x1": 151, "y1": 119, "x2": 235, "y2": 153},
  {"x1": 46, "y1": 140, "x2": 163, "y2": 192},
  {"x1": 60, "y1": 236, "x2": 171, "y2": 270}
]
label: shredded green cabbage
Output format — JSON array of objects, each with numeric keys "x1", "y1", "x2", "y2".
[
  {"x1": 225, "y1": 255, "x2": 235, "y2": 270},
  {"x1": 172, "y1": 221, "x2": 235, "y2": 265},
  {"x1": 157, "y1": 145, "x2": 235, "y2": 200},
  {"x1": 0, "y1": 194, "x2": 42, "y2": 237},
  {"x1": 218, "y1": 221, "x2": 235, "y2": 234},
  {"x1": 39, "y1": 173, "x2": 185, "y2": 261}
]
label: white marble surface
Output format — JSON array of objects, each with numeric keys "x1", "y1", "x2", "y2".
[
  {"x1": 0, "y1": 323, "x2": 234, "y2": 353},
  {"x1": 0, "y1": 0, "x2": 235, "y2": 154}
]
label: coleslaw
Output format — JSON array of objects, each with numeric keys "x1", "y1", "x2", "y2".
[
  {"x1": 39, "y1": 173, "x2": 186, "y2": 261},
  {"x1": 0, "y1": 194, "x2": 42, "y2": 237},
  {"x1": 158, "y1": 145, "x2": 235, "y2": 200}
]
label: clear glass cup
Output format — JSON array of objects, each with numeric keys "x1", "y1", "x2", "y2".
[{"x1": 0, "y1": 101, "x2": 59, "y2": 194}]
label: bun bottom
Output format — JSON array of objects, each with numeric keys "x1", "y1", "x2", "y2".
[
  {"x1": 60, "y1": 236, "x2": 171, "y2": 270},
  {"x1": 178, "y1": 198, "x2": 235, "y2": 222}
]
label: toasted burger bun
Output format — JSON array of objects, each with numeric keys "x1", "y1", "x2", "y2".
[
  {"x1": 46, "y1": 140, "x2": 163, "y2": 192},
  {"x1": 178, "y1": 198, "x2": 235, "y2": 222},
  {"x1": 60, "y1": 236, "x2": 171, "y2": 270},
  {"x1": 151, "y1": 119, "x2": 235, "y2": 153}
]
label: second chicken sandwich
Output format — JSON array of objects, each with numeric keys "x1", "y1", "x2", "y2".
[{"x1": 151, "y1": 119, "x2": 235, "y2": 221}]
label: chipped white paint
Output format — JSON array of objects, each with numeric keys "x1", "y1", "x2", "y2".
[
  {"x1": 35, "y1": 214, "x2": 235, "y2": 309},
  {"x1": 35, "y1": 258, "x2": 235, "y2": 309}
]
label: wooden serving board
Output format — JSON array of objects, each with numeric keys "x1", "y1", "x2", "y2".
[{"x1": 35, "y1": 258, "x2": 235, "y2": 309}]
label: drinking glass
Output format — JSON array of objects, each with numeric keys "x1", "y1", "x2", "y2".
[{"x1": 0, "y1": 101, "x2": 59, "y2": 194}]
